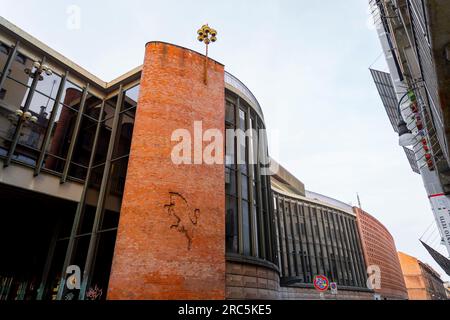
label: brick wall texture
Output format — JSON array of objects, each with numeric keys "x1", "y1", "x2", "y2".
[
  {"x1": 107, "y1": 42, "x2": 226, "y2": 299},
  {"x1": 354, "y1": 207, "x2": 408, "y2": 299}
]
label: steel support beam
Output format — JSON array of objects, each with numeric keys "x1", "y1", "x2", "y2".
[
  {"x1": 79, "y1": 86, "x2": 124, "y2": 299},
  {"x1": 56, "y1": 99, "x2": 105, "y2": 300}
]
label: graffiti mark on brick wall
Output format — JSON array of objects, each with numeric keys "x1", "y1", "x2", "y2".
[{"x1": 164, "y1": 192, "x2": 200, "y2": 250}]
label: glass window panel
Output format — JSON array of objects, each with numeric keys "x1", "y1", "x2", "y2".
[
  {"x1": 123, "y1": 85, "x2": 140, "y2": 110},
  {"x1": 72, "y1": 164, "x2": 107, "y2": 243},
  {"x1": 42, "y1": 154, "x2": 66, "y2": 174},
  {"x1": 101, "y1": 210, "x2": 120, "y2": 232},
  {"x1": 112, "y1": 107, "x2": 135, "y2": 158},
  {"x1": 68, "y1": 162, "x2": 88, "y2": 181},
  {"x1": 7, "y1": 51, "x2": 33, "y2": 84},
  {"x1": 225, "y1": 124, "x2": 235, "y2": 169},
  {"x1": 21, "y1": 88, "x2": 54, "y2": 119},
  {"x1": 225, "y1": 101, "x2": 235, "y2": 124},
  {"x1": 242, "y1": 200, "x2": 251, "y2": 256},
  {"x1": 46, "y1": 104, "x2": 78, "y2": 161},
  {"x1": 0, "y1": 42, "x2": 9, "y2": 71},
  {"x1": 225, "y1": 167, "x2": 236, "y2": 196},
  {"x1": 0, "y1": 78, "x2": 28, "y2": 111},
  {"x1": 239, "y1": 139, "x2": 247, "y2": 174},
  {"x1": 9, "y1": 147, "x2": 38, "y2": 165},
  {"x1": 17, "y1": 90, "x2": 55, "y2": 150},
  {"x1": 252, "y1": 205, "x2": 259, "y2": 257},
  {"x1": 15, "y1": 52, "x2": 27, "y2": 66},
  {"x1": 71, "y1": 115, "x2": 98, "y2": 168},
  {"x1": 0, "y1": 78, "x2": 30, "y2": 141},
  {"x1": 78, "y1": 205, "x2": 96, "y2": 236},
  {"x1": 238, "y1": 109, "x2": 247, "y2": 173},
  {"x1": 241, "y1": 173, "x2": 249, "y2": 201},
  {"x1": 251, "y1": 117, "x2": 258, "y2": 166},
  {"x1": 103, "y1": 97, "x2": 118, "y2": 120},
  {"x1": 226, "y1": 195, "x2": 238, "y2": 253},
  {"x1": 35, "y1": 71, "x2": 61, "y2": 99},
  {"x1": 108, "y1": 156, "x2": 130, "y2": 199},
  {"x1": 239, "y1": 109, "x2": 246, "y2": 130},
  {"x1": 93, "y1": 119, "x2": 112, "y2": 166},
  {"x1": 252, "y1": 180, "x2": 257, "y2": 205},
  {"x1": 85, "y1": 163, "x2": 105, "y2": 206},
  {"x1": 84, "y1": 95, "x2": 103, "y2": 120},
  {"x1": 60, "y1": 81, "x2": 83, "y2": 109}
]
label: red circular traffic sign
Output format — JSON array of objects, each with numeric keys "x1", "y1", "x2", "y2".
[{"x1": 313, "y1": 275, "x2": 329, "y2": 292}]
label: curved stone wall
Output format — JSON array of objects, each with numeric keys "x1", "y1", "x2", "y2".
[{"x1": 226, "y1": 260, "x2": 374, "y2": 300}]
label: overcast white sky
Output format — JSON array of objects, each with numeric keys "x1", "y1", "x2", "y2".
[{"x1": 1, "y1": 0, "x2": 448, "y2": 281}]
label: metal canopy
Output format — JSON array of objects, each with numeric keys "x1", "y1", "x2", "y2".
[
  {"x1": 371, "y1": 69, "x2": 421, "y2": 175},
  {"x1": 370, "y1": 68, "x2": 400, "y2": 133}
]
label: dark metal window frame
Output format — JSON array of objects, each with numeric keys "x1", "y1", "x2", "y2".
[
  {"x1": 0, "y1": 40, "x2": 140, "y2": 300},
  {"x1": 274, "y1": 191, "x2": 368, "y2": 289},
  {"x1": 224, "y1": 90, "x2": 276, "y2": 266}
]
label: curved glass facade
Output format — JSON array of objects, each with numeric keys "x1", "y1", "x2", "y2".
[{"x1": 225, "y1": 88, "x2": 276, "y2": 266}]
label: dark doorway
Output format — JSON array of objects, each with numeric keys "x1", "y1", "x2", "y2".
[{"x1": 0, "y1": 183, "x2": 77, "y2": 300}]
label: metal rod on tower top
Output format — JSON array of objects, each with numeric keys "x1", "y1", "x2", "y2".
[{"x1": 197, "y1": 24, "x2": 217, "y2": 85}]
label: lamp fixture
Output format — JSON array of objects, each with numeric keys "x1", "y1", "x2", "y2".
[
  {"x1": 24, "y1": 61, "x2": 53, "y2": 81},
  {"x1": 398, "y1": 119, "x2": 415, "y2": 147},
  {"x1": 15, "y1": 109, "x2": 38, "y2": 123},
  {"x1": 397, "y1": 91, "x2": 416, "y2": 147},
  {"x1": 197, "y1": 24, "x2": 217, "y2": 85}
]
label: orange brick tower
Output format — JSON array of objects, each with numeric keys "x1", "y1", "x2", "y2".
[{"x1": 107, "y1": 42, "x2": 226, "y2": 299}]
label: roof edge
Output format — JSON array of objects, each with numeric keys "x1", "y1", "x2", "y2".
[{"x1": 145, "y1": 41, "x2": 225, "y2": 67}]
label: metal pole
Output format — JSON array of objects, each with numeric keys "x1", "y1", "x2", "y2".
[
  {"x1": 246, "y1": 108, "x2": 258, "y2": 257},
  {"x1": 236, "y1": 98, "x2": 244, "y2": 255},
  {"x1": 79, "y1": 86, "x2": 124, "y2": 300},
  {"x1": 254, "y1": 120, "x2": 266, "y2": 260},
  {"x1": 56, "y1": 100, "x2": 105, "y2": 300},
  {"x1": 204, "y1": 44, "x2": 208, "y2": 85}
]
